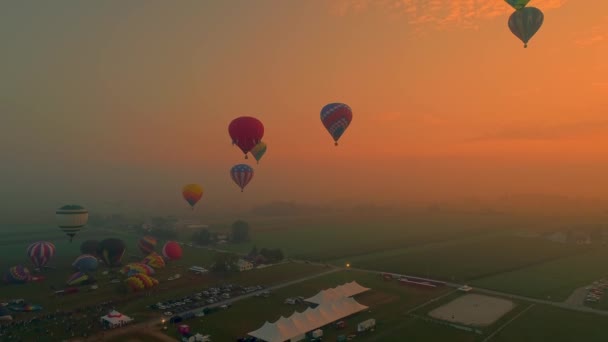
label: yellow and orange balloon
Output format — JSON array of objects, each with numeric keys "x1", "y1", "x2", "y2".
[{"x1": 182, "y1": 184, "x2": 203, "y2": 209}]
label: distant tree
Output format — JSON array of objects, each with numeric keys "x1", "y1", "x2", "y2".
[
  {"x1": 259, "y1": 248, "x2": 284, "y2": 263},
  {"x1": 248, "y1": 245, "x2": 258, "y2": 257},
  {"x1": 211, "y1": 252, "x2": 239, "y2": 273},
  {"x1": 231, "y1": 220, "x2": 251, "y2": 242},
  {"x1": 193, "y1": 228, "x2": 211, "y2": 245}
]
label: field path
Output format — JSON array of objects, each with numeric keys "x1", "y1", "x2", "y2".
[{"x1": 482, "y1": 303, "x2": 535, "y2": 342}]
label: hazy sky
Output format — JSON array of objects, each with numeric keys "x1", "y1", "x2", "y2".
[{"x1": 1, "y1": 1, "x2": 607, "y2": 219}]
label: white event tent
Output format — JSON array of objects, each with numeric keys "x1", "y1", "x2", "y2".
[{"x1": 304, "y1": 281, "x2": 370, "y2": 305}]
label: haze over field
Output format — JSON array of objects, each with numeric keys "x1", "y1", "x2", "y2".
[{"x1": 1, "y1": 1, "x2": 607, "y2": 221}]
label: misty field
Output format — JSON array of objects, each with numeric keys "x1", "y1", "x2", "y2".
[{"x1": 472, "y1": 247, "x2": 608, "y2": 301}]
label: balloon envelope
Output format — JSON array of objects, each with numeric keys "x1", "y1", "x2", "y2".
[
  {"x1": 142, "y1": 252, "x2": 166, "y2": 269},
  {"x1": 230, "y1": 164, "x2": 254, "y2": 192},
  {"x1": 56, "y1": 205, "x2": 88, "y2": 242},
  {"x1": 321, "y1": 103, "x2": 353, "y2": 145},
  {"x1": 162, "y1": 241, "x2": 183, "y2": 260},
  {"x1": 3, "y1": 265, "x2": 31, "y2": 284},
  {"x1": 250, "y1": 141, "x2": 267, "y2": 163},
  {"x1": 26, "y1": 241, "x2": 56, "y2": 268},
  {"x1": 228, "y1": 116, "x2": 264, "y2": 157},
  {"x1": 72, "y1": 254, "x2": 99, "y2": 272},
  {"x1": 138, "y1": 236, "x2": 158, "y2": 255},
  {"x1": 98, "y1": 238, "x2": 126, "y2": 267},
  {"x1": 504, "y1": 0, "x2": 530, "y2": 10},
  {"x1": 508, "y1": 7, "x2": 544, "y2": 48},
  {"x1": 182, "y1": 184, "x2": 203, "y2": 209}
]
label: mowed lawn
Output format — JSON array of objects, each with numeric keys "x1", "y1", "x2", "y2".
[
  {"x1": 220, "y1": 212, "x2": 524, "y2": 261},
  {"x1": 492, "y1": 305, "x2": 608, "y2": 342},
  {"x1": 472, "y1": 247, "x2": 608, "y2": 301},
  {"x1": 163, "y1": 270, "x2": 477, "y2": 342},
  {"x1": 341, "y1": 235, "x2": 591, "y2": 282}
]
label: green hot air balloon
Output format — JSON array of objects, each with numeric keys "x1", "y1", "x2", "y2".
[
  {"x1": 504, "y1": 0, "x2": 530, "y2": 10},
  {"x1": 508, "y1": 7, "x2": 544, "y2": 48}
]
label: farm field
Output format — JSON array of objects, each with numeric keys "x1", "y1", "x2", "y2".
[
  {"x1": 491, "y1": 305, "x2": 608, "y2": 342},
  {"x1": 335, "y1": 235, "x2": 591, "y2": 283},
  {"x1": 219, "y1": 212, "x2": 528, "y2": 261},
  {"x1": 162, "y1": 270, "x2": 467, "y2": 341},
  {"x1": 472, "y1": 247, "x2": 608, "y2": 301}
]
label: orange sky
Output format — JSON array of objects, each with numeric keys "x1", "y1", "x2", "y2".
[{"x1": 1, "y1": 1, "x2": 607, "y2": 216}]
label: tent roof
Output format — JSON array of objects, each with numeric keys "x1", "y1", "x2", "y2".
[
  {"x1": 304, "y1": 281, "x2": 370, "y2": 305},
  {"x1": 248, "y1": 297, "x2": 368, "y2": 342},
  {"x1": 101, "y1": 310, "x2": 133, "y2": 325}
]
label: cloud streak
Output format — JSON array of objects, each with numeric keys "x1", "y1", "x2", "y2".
[
  {"x1": 330, "y1": 0, "x2": 567, "y2": 29},
  {"x1": 574, "y1": 16, "x2": 608, "y2": 46}
]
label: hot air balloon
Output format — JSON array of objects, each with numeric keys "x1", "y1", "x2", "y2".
[
  {"x1": 121, "y1": 263, "x2": 155, "y2": 276},
  {"x1": 98, "y1": 238, "x2": 126, "y2": 267},
  {"x1": 508, "y1": 7, "x2": 544, "y2": 48},
  {"x1": 137, "y1": 236, "x2": 158, "y2": 255},
  {"x1": 72, "y1": 254, "x2": 99, "y2": 272},
  {"x1": 126, "y1": 273, "x2": 158, "y2": 292},
  {"x1": 228, "y1": 116, "x2": 264, "y2": 158},
  {"x1": 162, "y1": 241, "x2": 183, "y2": 260},
  {"x1": 142, "y1": 252, "x2": 165, "y2": 269},
  {"x1": 66, "y1": 271, "x2": 93, "y2": 286},
  {"x1": 182, "y1": 184, "x2": 203, "y2": 210},
  {"x1": 321, "y1": 103, "x2": 353, "y2": 146},
  {"x1": 56, "y1": 205, "x2": 88, "y2": 242},
  {"x1": 26, "y1": 241, "x2": 56, "y2": 269},
  {"x1": 3, "y1": 265, "x2": 31, "y2": 284},
  {"x1": 504, "y1": 0, "x2": 530, "y2": 10},
  {"x1": 250, "y1": 141, "x2": 267, "y2": 164},
  {"x1": 230, "y1": 164, "x2": 254, "y2": 192},
  {"x1": 80, "y1": 240, "x2": 99, "y2": 256}
]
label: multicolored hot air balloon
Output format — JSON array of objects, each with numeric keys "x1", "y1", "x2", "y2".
[
  {"x1": 182, "y1": 184, "x2": 203, "y2": 210},
  {"x1": 137, "y1": 236, "x2": 158, "y2": 255},
  {"x1": 321, "y1": 103, "x2": 353, "y2": 146},
  {"x1": 56, "y1": 205, "x2": 88, "y2": 242},
  {"x1": 72, "y1": 254, "x2": 99, "y2": 272},
  {"x1": 126, "y1": 273, "x2": 158, "y2": 292},
  {"x1": 3, "y1": 265, "x2": 31, "y2": 284},
  {"x1": 80, "y1": 240, "x2": 99, "y2": 256},
  {"x1": 162, "y1": 241, "x2": 183, "y2": 260},
  {"x1": 228, "y1": 116, "x2": 264, "y2": 158},
  {"x1": 250, "y1": 141, "x2": 267, "y2": 164},
  {"x1": 121, "y1": 263, "x2": 155, "y2": 276},
  {"x1": 504, "y1": 0, "x2": 530, "y2": 10},
  {"x1": 66, "y1": 271, "x2": 92, "y2": 286},
  {"x1": 230, "y1": 164, "x2": 254, "y2": 192},
  {"x1": 26, "y1": 241, "x2": 56, "y2": 269},
  {"x1": 142, "y1": 252, "x2": 165, "y2": 269},
  {"x1": 508, "y1": 7, "x2": 544, "y2": 48},
  {"x1": 98, "y1": 238, "x2": 126, "y2": 267}
]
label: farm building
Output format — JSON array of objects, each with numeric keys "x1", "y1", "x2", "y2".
[
  {"x1": 236, "y1": 259, "x2": 254, "y2": 272},
  {"x1": 248, "y1": 297, "x2": 369, "y2": 342},
  {"x1": 304, "y1": 281, "x2": 370, "y2": 305}
]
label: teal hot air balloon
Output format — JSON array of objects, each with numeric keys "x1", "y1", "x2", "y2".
[
  {"x1": 504, "y1": 0, "x2": 530, "y2": 10},
  {"x1": 508, "y1": 7, "x2": 544, "y2": 48}
]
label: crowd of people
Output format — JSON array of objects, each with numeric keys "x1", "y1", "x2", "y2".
[{"x1": 0, "y1": 300, "x2": 134, "y2": 341}]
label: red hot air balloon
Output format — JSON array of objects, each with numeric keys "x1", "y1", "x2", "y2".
[
  {"x1": 228, "y1": 116, "x2": 264, "y2": 158},
  {"x1": 162, "y1": 241, "x2": 182, "y2": 260}
]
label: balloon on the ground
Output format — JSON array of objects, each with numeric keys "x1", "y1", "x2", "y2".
[
  {"x1": 66, "y1": 271, "x2": 92, "y2": 286},
  {"x1": 228, "y1": 116, "x2": 264, "y2": 158},
  {"x1": 142, "y1": 252, "x2": 166, "y2": 269},
  {"x1": 508, "y1": 7, "x2": 544, "y2": 48},
  {"x1": 230, "y1": 164, "x2": 254, "y2": 192},
  {"x1": 3, "y1": 265, "x2": 31, "y2": 284},
  {"x1": 80, "y1": 240, "x2": 99, "y2": 256},
  {"x1": 72, "y1": 254, "x2": 99, "y2": 272},
  {"x1": 126, "y1": 273, "x2": 158, "y2": 292},
  {"x1": 321, "y1": 103, "x2": 353, "y2": 146},
  {"x1": 98, "y1": 238, "x2": 126, "y2": 267},
  {"x1": 182, "y1": 184, "x2": 203, "y2": 210},
  {"x1": 138, "y1": 235, "x2": 158, "y2": 255},
  {"x1": 250, "y1": 141, "x2": 267, "y2": 164},
  {"x1": 26, "y1": 241, "x2": 56, "y2": 269},
  {"x1": 162, "y1": 241, "x2": 183, "y2": 260},
  {"x1": 121, "y1": 263, "x2": 155, "y2": 276},
  {"x1": 56, "y1": 205, "x2": 88, "y2": 242},
  {"x1": 504, "y1": 0, "x2": 530, "y2": 10}
]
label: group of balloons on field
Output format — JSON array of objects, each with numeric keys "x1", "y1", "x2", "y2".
[
  {"x1": 181, "y1": 102, "x2": 354, "y2": 209},
  {"x1": 505, "y1": 0, "x2": 545, "y2": 48},
  {"x1": 3, "y1": 236, "x2": 183, "y2": 293}
]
